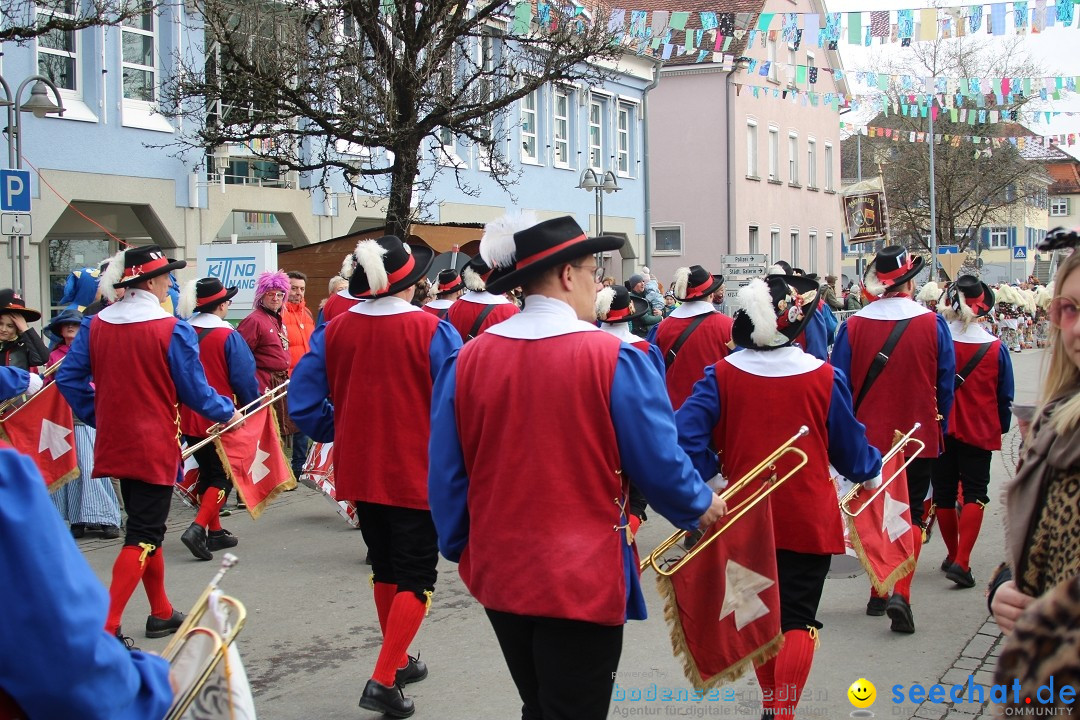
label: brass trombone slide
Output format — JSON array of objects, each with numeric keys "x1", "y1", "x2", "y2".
[
  {"x1": 640, "y1": 425, "x2": 810, "y2": 577},
  {"x1": 163, "y1": 553, "x2": 240, "y2": 661},
  {"x1": 0, "y1": 358, "x2": 63, "y2": 417},
  {"x1": 180, "y1": 379, "x2": 290, "y2": 460},
  {"x1": 839, "y1": 423, "x2": 924, "y2": 518}
]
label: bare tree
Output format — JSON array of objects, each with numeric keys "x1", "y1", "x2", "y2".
[
  {"x1": 1, "y1": 0, "x2": 154, "y2": 44},
  {"x1": 843, "y1": 36, "x2": 1050, "y2": 258},
  {"x1": 162, "y1": 0, "x2": 623, "y2": 238}
]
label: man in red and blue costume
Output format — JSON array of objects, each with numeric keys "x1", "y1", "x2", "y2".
[
  {"x1": 290, "y1": 234, "x2": 461, "y2": 719},
  {"x1": 429, "y1": 214, "x2": 727, "y2": 720},
  {"x1": 831, "y1": 245, "x2": 956, "y2": 633},
  {"x1": 0, "y1": 365, "x2": 41, "y2": 402},
  {"x1": 445, "y1": 253, "x2": 519, "y2": 341},
  {"x1": 57, "y1": 245, "x2": 241, "y2": 645},
  {"x1": 677, "y1": 273, "x2": 882, "y2": 720}
]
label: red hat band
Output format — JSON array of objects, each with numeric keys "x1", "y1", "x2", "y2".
[
  {"x1": 685, "y1": 275, "x2": 716, "y2": 299},
  {"x1": 606, "y1": 306, "x2": 632, "y2": 321},
  {"x1": 123, "y1": 256, "x2": 169, "y2": 279},
  {"x1": 198, "y1": 287, "x2": 229, "y2": 306},
  {"x1": 876, "y1": 254, "x2": 914, "y2": 285}
]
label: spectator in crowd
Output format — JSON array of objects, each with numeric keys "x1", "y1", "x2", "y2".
[
  {"x1": 627, "y1": 274, "x2": 661, "y2": 338},
  {"x1": 821, "y1": 274, "x2": 844, "y2": 311},
  {"x1": 317, "y1": 275, "x2": 350, "y2": 325},
  {"x1": 0, "y1": 290, "x2": 49, "y2": 371},
  {"x1": 844, "y1": 281, "x2": 864, "y2": 311},
  {"x1": 282, "y1": 271, "x2": 314, "y2": 479}
]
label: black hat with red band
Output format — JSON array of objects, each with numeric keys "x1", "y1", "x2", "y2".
[
  {"x1": 345, "y1": 235, "x2": 435, "y2": 299},
  {"x1": 945, "y1": 274, "x2": 995, "y2": 320},
  {"x1": 0, "y1": 289, "x2": 42, "y2": 322},
  {"x1": 435, "y1": 269, "x2": 464, "y2": 296},
  {"x1": 112, "y1": 245, "x2": 187, "y2": 289},
  {"x1": 672, "y1": 265, "x2": 724, "y2": 302},
  {"x1": 864, "y1": 245, "x2": 926, "y2": 297},
  {"x1": 195, "y1": 277, "x2": 239, "y2": 312},
  {"x1": 596, "y1": 284, "x2": 648, "y2": 324}
]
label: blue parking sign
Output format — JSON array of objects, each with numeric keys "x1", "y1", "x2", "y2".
[{"x1": 0, "y1": 170, "x2": 31, "y2": 212}]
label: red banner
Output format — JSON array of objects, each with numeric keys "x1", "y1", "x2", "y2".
[
  {"x1": 300, "y1": 441, "x2": 358, "y2": 528},
  {"x1": 213, "y1": 406, "x2": 295, "y2": 519},
  {"x1": 657, "y1": 484, "x2": 782, "y2": 691},
  {"x1": 843, "y1": 448, "x2": 916, "y2": 594},
  {"x1": 0, "y1": 383, "x2": 79, "y2": 490}
]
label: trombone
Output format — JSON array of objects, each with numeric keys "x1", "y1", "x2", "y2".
[
  {"x1": 0, "y1": 358, "x2": 63, "y2": 417},
  {"x1": 640, "y1": 425, "x2": 810, "y2": 577},
  {"x1": 181, "y1": 379, "x2": 290, "y2": 460},
  {"x1": 839, "y1": 423, "x2": 924, "y2": 517}
]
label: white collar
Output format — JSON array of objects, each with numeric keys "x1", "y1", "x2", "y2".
[
  {"x1": 600, "y1": 322, "x2": 640, "y2": 344},
  {"x1": 948, "y1": 319, "x2": 996, "y2": 344},
  {"x1": 336, "y1": 289, "x2": 357, "y2": 299},
  {"x1": 97, "y1": 288, "x2": 171, "y2": 325},
  {"x1": 724, "y1": 346, "x2": 824, "y2": 377},
  {"x1": 461, "y1": 290, "x2": 511, "y2": 305},
  {"x1": 670, "y1": 300, "x2": 715, "y2": 318},
  {"x1": 426, "y1": 298, "x2": 454, "y2": 309},
  {"x1": 855, "y1": 296, "x2": 930, "y2": 321},
  {"x1": 486, "y1": 295, "x2": 598, "y2": 339},
  {"x1": 351, "y1": 296, "x2": 422, "y2": 316},
  {"x1": 188, "y1": 313, "x2": 232, "y2": 329}
]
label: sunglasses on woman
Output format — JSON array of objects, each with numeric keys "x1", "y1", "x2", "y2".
[{"x1": 1049, "y1": 297, "x2": 1079, "y2": 328}]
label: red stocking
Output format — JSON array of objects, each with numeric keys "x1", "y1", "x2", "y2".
[
  {"x1": 936, "y1": 507, "x2": 959, "y2": 562},
  {"x1": 371, "y1": 591, "x2": 428, "y2": 686},
  {"x1": 955, "y1": 502, "x2": 985, "y2": 570},
  {"x1": 893, "y1": 526, "x2": 923, "y2": 602},
  {"x1": 755, "y1": 656, "x2": 777, "y2": 711},
  {"x1": 105, "y1": 545, "x2": 149, "y2": 633},
  {"x1": 773, "y1": 629, "x2": 818, "y2": 717},
  {"x1": 142, "y1": 548, "x2": 173, "y2": 619}
]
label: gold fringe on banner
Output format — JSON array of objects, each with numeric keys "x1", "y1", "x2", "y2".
[
  {"x1": 0, "y1": 424, "x2": 80, "y2": 492},
  {"x1": 844, "y1": 516, "x2": 916, "y2": 595},
  {"x1": 214, "y1": 405, "x2": 296, "y2": 520}
]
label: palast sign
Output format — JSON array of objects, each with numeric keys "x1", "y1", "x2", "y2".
[{"x1": 722, "y1": 254, "x2": 767, "y2": 265}]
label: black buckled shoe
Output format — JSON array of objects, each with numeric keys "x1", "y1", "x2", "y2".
[
  {"x1": 114, "y1": 628, "x2": 139, "y2": 651},
  {"x1": 207, "y1": 528, "x2": 238, "y2": 551},
  {"x1": 945, "y1": 563, "x2": 976, "y2": 589},
  {"x1": 146, "y1": 609, "x2": 186, "y2": 638},
  {"x1": 866, "y1": 596, "x2": 887, "y2": 616},
  {"x1": 359, "y1": 679, "x2": 415, "y2": 718},
  {"x1": 940, "y1": 556, "x2": 953, "y2": 572},
  {"x1": 70, "y1": 523, "x2": 86, "y2": 539},
  {"x1": 181, "y1": 522, "x2": 213, "y2": 561},
  {"x1": 886, "y1": 595, "x2": 915, "y2": 634},
  {"x1": 395, "y1": 655, "x2": 428, "y2": 685}
]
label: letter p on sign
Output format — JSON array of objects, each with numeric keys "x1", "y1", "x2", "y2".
[{"x1": 0, "y1": 170, "x2": 32, "y2": 212}]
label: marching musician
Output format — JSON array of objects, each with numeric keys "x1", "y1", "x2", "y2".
[
  {"x1": 932, "y1": 276, "x2": 1014, "y2": 589},
  {"x1": 289, "y1": 235, "x2": 462, "y2": 718},
  {"x1": 831, "y1": 246, "x2": 956, "y2": 634},
  {"x1": 428, "y1": 214, "x2": 726, "y2": 720},
  {"x1": 423, "y1": 269, "x2": 464, "y2": 319},
  {"x1": 596, "y1": 283, "x2": 665, "y2": 375},
  {"x1": 676, "y1": 273, "x2": 882, "y2": 720},
  {"x1": 57, "y1": 245, "x2": 242, "y2": 646},
  {"x1": 649, "y1": 264, "x2": 734, "y2": 410},
  {"x1": 178, "y1": 278, "x2": 261, "y2": 562},
  {"x1": 445, "y1": 253, "x2": 519, "y2": 341},
  {"x1": 767, "y1": 262, "x2": 830, "y2": 361}
]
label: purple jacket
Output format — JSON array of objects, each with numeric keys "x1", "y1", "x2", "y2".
[{"x1": 236, "y1": 306, "x2": 290, "y2": 391}]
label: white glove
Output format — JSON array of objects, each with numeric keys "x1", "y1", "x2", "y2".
[
  {"x1": 707, "y1": 473, "x2": 727, "y2": 492},
  {"x1": 25, "y1": 373, "x2": 43, "y2": 397},
  {"x1": 863, "y1": 474, "x2": 883, "y2": 491}
]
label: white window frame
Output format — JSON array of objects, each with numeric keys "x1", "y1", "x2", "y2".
[
  {"x1": 767, "y1": 37, "x2": 778, "y2": 83},
  {"x1": 122, "y1": 4, "x2": 157, "y2": 102},
  {"x1": 553, "y1": 86, "x2": 571, "y2": 168},
  {"x1": 808, "y1": 231, "x2": 818, "y2": 273},
  {"x1": 787, "y1": 43, "x2": 797, "y2": 89},
  {"x1": 788, "y1": 132, "x2": 799, "y2": 185},
  {"x1": 120, "y1": 2, "x2": 171, "y2": 131},
  {"x1": 768, "y1": 126, "x2": 779, "y2": 181},
  {"x1": 652, "y1": 225, "x2": 682, "y2": 256},
  {"x1": 770, "y1": 227, "x2": 781, "y2": 262},
  {"x1": 807, "y1": 138, "x2": 817, "y2": 189},
  {"x1": 520, "y1": 89, "x2": 539, "y2": 165},
  {"x1": 36, "y1": 1, "x2": 79, "y2": 95},
  {"x1": 824, "y1": 142, "x2": 834, "y2": 191},
  {"x1": 746, "y1": 120, "x2": 759, "y2": 178},
  {"x1": 825, "y1": 232, "x2": 835, "y2": 274},
  {"x1": 790, "y1": 230, "x2": 800, "y2": 266},
  {"x1": 1051, "y1": 197, "x2": 1070, "y2": 216},
  {"x1": 749, "y1": 225, "x2": 760, "y2": 255},
  {"x1": 588, "y1": 99, "x2": 604, "y2": 171},
  {"x1": 476, "y1": 31, "x2": 496, "y2": 172},
  {"x1": 988, "y1": 227, "x2": 1009, "y2": 249},
  {"x1": 616, "y1": 103, "x2": 632, "y2": 177}
]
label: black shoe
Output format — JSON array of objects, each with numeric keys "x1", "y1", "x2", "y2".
[
  {"x1": 682, "y1": 528, "x2": 704, "y2": 551},
  {"x1": 70, "y1": 523, "x2": 86, "y2": 539},
  {"x1": 761, "y1": 711, "x2": 775, "y2": 720},
  {"x1": 236, "y1": 500, "x2": 247, "y2": 510},
  {"x1": 181, "y1": 523, "x2": 213, "y2": 561},
  {"x1": 866, "y1": 596, "x2": 887, "y2": 616},
  {"x1": 207, "y1": 528, "x2": 238, "y2": 551},
  {"x1": 946, "y1": 563, "x2": 976, "y2": 589},
  {"x1": 359, "y1": 679, "x2": 414, "y2": 718},
  {"x1": 940, "y1": 556, "x2": 953, "y2": 572},
  {"x1": 886, "y1": 595, "x2": 915, "y2": 634},
  {"x1": 395, "y1": 655, "x2": 428, "y2": 685},
  {"x1": 146, "y1": 609, "x2": 187, "y2": 638},
  {"x1": 99, "y1": 524, "x2": 121, "y2": 539},
  {"x1": 114, "y1": 628, "x2": 139, "y2": 651}
]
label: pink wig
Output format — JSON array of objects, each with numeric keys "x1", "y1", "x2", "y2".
[{"x1": 255, "y1": 270, "x2": 290, "y2": 300}]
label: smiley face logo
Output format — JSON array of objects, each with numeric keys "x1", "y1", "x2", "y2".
[{"x1": 848, "y1": 678, "x2": 876, "y2": 709}]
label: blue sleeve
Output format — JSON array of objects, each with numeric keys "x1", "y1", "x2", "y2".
[
  {"x1": 647, "y1": 343, "x2": 666, "y2": 377},
  {"x1": 802, "y1": 311, "x2": 829, "y2": 361},
  {"x1": 611, "y1": 346, "x2": 713, "y2": 530},
  {"x1": 55, "y1": 318, "x2": 96, "y2": 427},
  {"x1": 287, "y1": 324, "x2": 335, "y2": 443},
  {"x1": 224, "y1": 331, "x2": 261, "y2": 408},
  {"x1": 646, "y1": 321, "x2": 660, "y2": 345},
  {"x1": 935, "y1": 315, "x2": 957, "y2": 434},
  {"x1": 821, "y1": 304, "x2": 838, "y2": 345},
  {"x1": 827, "y1": 368, "x2": 883, "y2": 482},
  {"x1": 59, "y1": 271, "x2": 78, "y2": 306},
  {"x1": 429, "y1": 321, "x2": 463, "y2": 382},
  {"x1": 0, "y1": 366, "x2": 30, "y2": 401},
  {"x1": 997, "y1": 343, "x2": 1015, "y2": 434},
  {"x1": 428, "y1": 349, "x2": 470, "y2": 561},
  {"x1": 674, "y1": 366, "x2": 723, "y2": 483},
  {"x1": 169, "y1": 322, "x2": 235, "y2": 424},
  {"x1": 0, "y1": 448, "x2": 173, "y2": 719},
  {"x1": 831, "y1": 321, "x2": 852, "y2": 382}
]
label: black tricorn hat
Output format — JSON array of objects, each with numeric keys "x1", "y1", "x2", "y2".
[
  {"x1": 864, "y1": 245, "x2": 925, "y2": 297},
  {"x1": 731, "y1": 274, "x2": 821, "y2": 351},
  {"x1": 482, "y1": 215, "x2": 623, "y2": 295},
  {"x1": 672, "y1": 265, "x2": 724, "y2": 302},
  {"x1": 110, "y1": 245, "x2": 187, "y2": 289},
  {"x1": 435, "y1": 269, "x2": 464, "y2": 296},
  {"x1": 945, "y1": 274, "x2": 995, "y2": 320},
  {"x1": 344, "y1": 235, "x2": 435, "y2": 299},
  {"x1": 0, "y1": 289, "x2": 42, "y2": 322},
  {"x1": 596, "y1": 284, "x2": 649, "y2": 324}
]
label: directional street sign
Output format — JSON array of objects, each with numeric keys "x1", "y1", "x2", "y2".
[
  {"x1": 722, "y1": 254, "x2": 767, "y2": 265},
  {"x1": 1, "y1": 213, "x2": 31, "y2": 236},
  {"x1": 1013, "y1": 246, "x2": 1027, "y2": 260},
  {"x1": 724, "y1": 265, "x2": 767, "y2": 278},
  {"x1": 937, "y1": 245, "x2": 959, "y2": 254},
  {"x1": 0, "y1": 169, "x2": 31, "y2": 212},
  {"x1": 731, "y1": 278, "x2": 757, "y2": 288}
]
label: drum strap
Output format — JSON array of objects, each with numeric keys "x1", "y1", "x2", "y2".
[
  {"x1": 664, "y1": 312, "x2": 713, "y2": 369},
  {"x1": 954, "y1": 342, "x2": 992, "y2": 390},
  {"x1": 467, "y1": 305, "x2": 496, "y2": 340},
  {"x1": 853, "y1": 318, "x2": 912, "y2": 415}
]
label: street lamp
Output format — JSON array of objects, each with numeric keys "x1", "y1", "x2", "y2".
[
  {"x1": 0, "y1": 74, "x2": 65, "y2": 294},
  {"x1": 578, "y1": 168, "x2": 620, "y2": 275}
]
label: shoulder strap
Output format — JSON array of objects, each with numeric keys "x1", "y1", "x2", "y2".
[
  {"x1": 196, "y1": 327, "x2": 215, "y2": 342},
  {"x1": 954, "y1": 342, "x2": 993, "y2": 390},
  {"x1": 664, "y1": 312, "x2": 714, "y2": 369},
  {"x1": 437, "y1": 306, "x2": 451, "y2": 320},
  {"x1": 467, "y1": 305, "x2": 497, "y2": 340},
  {"x1": 853, "y1": 317, "x2": 913, "y2": 415}
]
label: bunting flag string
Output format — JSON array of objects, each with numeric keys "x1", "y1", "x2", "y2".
[{"x1": 839, "y1": 122, "x2": 1080, "y2": 151}]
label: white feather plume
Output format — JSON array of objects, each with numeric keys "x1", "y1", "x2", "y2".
[
  {"x1": 673, "y1": 267, "x2": 691, "y2": 299},
  {"x1": 339, "y1": 251, "x2": 357, "y2": 280},
  {"x1": 178, "y1": 279, "x2": 199, "y2": 318},
  {"x1": 1035, "y1": 284, "x2": 1052, "y2": 310},
  {"x1": 354, "y1": 239, "x2": 389, "y2": 293},
  {"x1": 480, "y1": 210, "x2": 538, "y2": 269},
  {"x1": 740, "y1": 279, "x2": 780, "y2": 347},
  {"x1": 916, "y1": 281, "x2": 940, "y2": 304},
  {"x1": 98, "y1": 250, "x2": 126, "y2": 302},
  {"x1": 863, "y1": 267, "x2": 886, "y2": 299},
  {"x1": 595, "y1": 287, "x2": 615, "y2": 321},
  {"x1": 462, "y1": 265, "x2": 486, "y2": 292}
]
